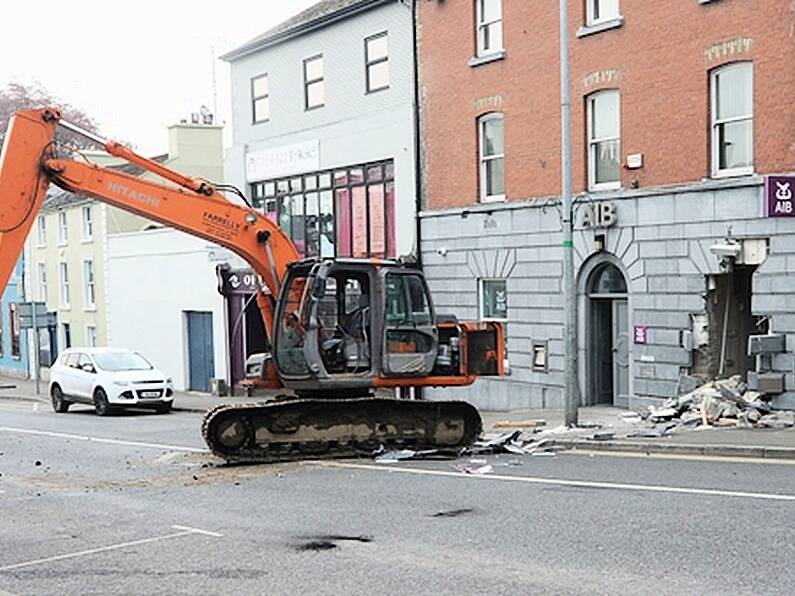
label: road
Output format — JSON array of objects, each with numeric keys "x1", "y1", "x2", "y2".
[{"x1": 0, "y1": 398, "x2": 793, "y2": 596}]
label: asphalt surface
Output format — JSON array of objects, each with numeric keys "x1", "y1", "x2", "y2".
[{"x1": 1, "y1": 399, "x2": 794, "y2": 595}]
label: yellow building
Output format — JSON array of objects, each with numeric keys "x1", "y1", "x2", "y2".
[{"x1": 25, "y1": 121, "x2": 223, "y2": 364}]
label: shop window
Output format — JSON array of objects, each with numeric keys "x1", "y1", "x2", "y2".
[
  {"x1": 9, "y1": 304, "x2": 20, "y2": 358},
  {"x1": 251, "y1": 160, "x2": 395, "y2": 260},
  {"x1": 587, "y1": 90, "x2": 621, "y2": 191},
  {"x1": 711, "y1": 62, "x2": 753, "y2": 177}
]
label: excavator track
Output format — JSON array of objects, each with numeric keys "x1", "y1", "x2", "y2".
[{"x1": 201, "y1": 397, "x2": 483, "y2": 464}]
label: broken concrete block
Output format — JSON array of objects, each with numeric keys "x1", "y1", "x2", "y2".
[{"x1": 758, "y1": 412, "x2": 795, "y2": 429}]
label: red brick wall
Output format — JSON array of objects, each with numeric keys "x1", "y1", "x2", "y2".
[{"x1": 419, "y1": 0, "x2": 795, "y2": 210}]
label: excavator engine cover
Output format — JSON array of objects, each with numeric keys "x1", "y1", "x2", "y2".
[{"x1": 202, "y1": 397, "x2": 482, "y2": 464}]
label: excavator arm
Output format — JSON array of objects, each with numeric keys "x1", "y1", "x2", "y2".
[{"x1": 0, "y1": 108, "x2": 297, "y2": 387}]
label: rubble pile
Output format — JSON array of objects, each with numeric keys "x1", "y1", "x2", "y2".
[{"x1": 647, "y1": 375, "x2": 795, "y2": 430}]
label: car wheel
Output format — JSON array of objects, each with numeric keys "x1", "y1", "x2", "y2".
[
  {"x1": 51, "y1": 385, "x2": 70, "y2": 413},
  {"x1": 155, "y1": 402, "x2": 172, "y2": 414},
  {"x1": 93, "y1": 388, "x2": 112, "y2": 417}
]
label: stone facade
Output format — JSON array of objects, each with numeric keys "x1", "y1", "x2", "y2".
[{"x1": 422, "y1": 176, "x2": 795, "y2": 411}]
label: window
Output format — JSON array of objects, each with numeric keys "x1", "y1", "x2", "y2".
[
  {"x1": 476, "y1": 0, "x2": 503, "y2": 57},
  {"x1": 587, "y1": 0, "x2": 620, "y2": 25},
  {"x1": 37, "y1": 262, "x2": 47, "y2": 302},
  {"x1": 252, "y1": 74, "x2": 269, "y2": 123},
  {"x1": 365, "y1": 32, "x2": 389, "y2": 93},
  {"x1": 587, "y1": 90, "x2": 621, "y2": 190},
  {"x1": 480, "y1": 279, "x2": 508, "y2": 321},
  {"x1": 86, "y1": 325, "x2": 97, "y2": 348},
  {"x1": 59, "y1": 262, "x2": 70, "y2": 308},
  {"x1": 480, "y1": 278, "x2": 508, "y2": 363},
  {"x1": 62, "y1": 323, "x2": 72, "y2": 350},
  {"x1": 81, "y1": 205, "x2": 93, "y2": 241},
  {"x1": 251, "y1": 159, "x2": 396, "y2": 259},
  {"x1": 478, "y1": 113, "x2": 505, "y2": 202},
  {"x1": 57, "y1": 211, "x2": 68, "y2": 244},
  {"x1": 9, "y1": 303, "x2": 20, "y2": 358},
  {"x1": 36, "y1": 215, "x2": 47, "y2": 247},
  {"x1": 532, "y1": 340, "x2": 548, "y2": 373},
  {"x1": 711, "y1": 62, "x2": 753, "y2": 177},
  {"x1": 83, "y1": 260, "x2": 96, "y2": 309},
  {"x1": 304, "y1": 55, "x2": 324, "y2": 110}
]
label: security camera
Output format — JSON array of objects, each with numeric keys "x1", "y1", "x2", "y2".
[
  {"x1": 709, "y1": 242, "x2": 741, "y2": 259},
  {"x1": 436, "y1": 247, "x2": 448, "y2": 257}
]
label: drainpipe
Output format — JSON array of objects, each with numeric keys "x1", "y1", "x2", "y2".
[{"x1": 411, "y1": 0, "x2": 423, "y2": 269}]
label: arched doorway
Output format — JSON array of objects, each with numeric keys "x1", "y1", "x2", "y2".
[{"x1": 587, "y1": 262, "x2": 629, "y2": 405}]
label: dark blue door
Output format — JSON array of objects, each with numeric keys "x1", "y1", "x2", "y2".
[{"x1": 187, "y1": 311, "x2": 214, "y2": 393}]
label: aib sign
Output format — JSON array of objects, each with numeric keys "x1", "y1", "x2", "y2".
[{"x1": 766, "y1": 176, "x2": 795, "y2": 218}]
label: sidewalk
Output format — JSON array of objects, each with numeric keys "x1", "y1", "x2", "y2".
[{"x1": 3, "y1": 374, "x2": 794, "y2": 460}]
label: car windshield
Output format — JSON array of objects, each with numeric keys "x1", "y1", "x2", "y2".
[{"x1": 93, "y1": 352, "x2": 153, "y2": 372}]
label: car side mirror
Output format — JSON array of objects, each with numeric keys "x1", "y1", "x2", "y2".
[{"x1": 81, "y1": 363, "x2": 96, "y2": 374}]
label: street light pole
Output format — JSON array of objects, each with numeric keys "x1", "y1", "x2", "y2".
[{"x1": 560, "y1": 0, "x2": 579, "y2": 426}]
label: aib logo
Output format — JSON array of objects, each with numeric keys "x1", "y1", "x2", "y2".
[{"x1": 768, "y1": 177, "x2": 795, "y2": 217}]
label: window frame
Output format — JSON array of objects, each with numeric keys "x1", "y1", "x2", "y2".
[
  {"x1": 59, "y1": 262, "x2": 70, "y2": 309},
  {"x1": 251, "y1": 73, "x2": 270, "y2": 124},
  {"x1": 478, "y1": 278, "x2": 508, "y2": 322},
  {"x1": 711, "y1": 61, "x2": 754, "y2": 178},
  {"x1": 365, "y1": 31, "x2": 390, "y2": 94},
  {"x1": 85, "y1": 325, "x2": 98, "y2": 348},
  {"x1": 57, "y1": 210, "x2": 68, "y2": 245},
  {"x1": 83, "y1": 259, "x2": 96, "y2": 310},
  {"x1": 9, "y1": 303, "x2": 20, "y2": 359},
  {"x1": 37, "y1": 262, "x2": 47, "y2": 302},
  {"x1": 587, "y1": 0, "x2": 621, "y2": 26},
  {"x1": 478, "y1": 112, "x2": 506, "y2": 203},
  {"x1": 587, "y1": 89, "x2": 622, "y2": 192},
  {"x1": 475, "y1": 0, "x2": 504, "y2": 57},
  {"x1": 81, "y1": 205, "x2": 93, "y2": 242},
  {"x1": 36, "y1": 215, "x2": 47, "y2": 247},
  {"x1": 303, "y1": 54, "x2": 325, "y2": 111}
]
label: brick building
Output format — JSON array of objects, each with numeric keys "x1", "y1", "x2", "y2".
[{"x1": 418, "y1": 0, "x2": 795, "y2": 410}]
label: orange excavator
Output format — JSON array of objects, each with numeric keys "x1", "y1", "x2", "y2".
[{"x1": 0, "y1": 108, "x2": 504, "y2": 463}]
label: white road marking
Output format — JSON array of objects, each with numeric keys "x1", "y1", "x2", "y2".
[
  {"x1": 172, "y1": 525, "x2": 224, "y2": 537},
  {"x1": 0, "y1": 426, "x2": 206, "y2": 453},
  {"x1": 320, "y1": 462, "x2": 795, "y2": 502},
  {"x1": 0, "y1": 587, "x2": 19, "y2": 596},
  {"x1": 31, "y1": 403, "x2": 39, "y2": 413},
  {"x1": 0, "y1": 525, "x2": 222, "y2": 572},
  {"x1": 568, "y1": 449, "x2": 795, "y2": 466}
]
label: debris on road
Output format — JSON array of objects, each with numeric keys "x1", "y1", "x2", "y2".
[
  {"x1": 433, "y1": 508, "x2": 475, "y2": 518},
  {"x1": 492, "y1": 419, "x2": 546, "y2": 430},
  {"x1": 374, "y1": 448, "x2": 445, "y2": 463},
  {"x1": 453, "y1": 463, "x2": 493, "y2": 475},
  {"x1": 588, "y1": 431, "x2": 615, "y2": 442}
]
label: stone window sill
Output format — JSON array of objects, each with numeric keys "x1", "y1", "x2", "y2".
[
  {"x1": 576, "y1": 16, "x2": 624, "y2": 38},
  {"x1": 468, "y1": 50, "x2": 506, "y2": 68}
]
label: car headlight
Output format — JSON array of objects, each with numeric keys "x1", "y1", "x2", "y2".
[{"x1": 113, "y1": 380, "x2": 130, "y2": 386}]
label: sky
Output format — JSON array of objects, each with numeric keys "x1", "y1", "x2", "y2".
[{"x1": 0, "y1": 0, "x2": 318, "y2": 154}]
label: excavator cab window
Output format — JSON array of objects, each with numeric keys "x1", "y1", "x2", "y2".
[
  {"x1": 317, "y1": 272, "x2": 372, "y2": 374},
  {"x1": 274, "y1": 270, "x2": 311, "y2": 377},
  {"x1": 382, "y1": 272, "x2": 437, "y2": 376}
]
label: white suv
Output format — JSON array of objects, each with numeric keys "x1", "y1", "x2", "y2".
[{"x1": 50, "y1": 348, "x2": 174, "y2": 416}]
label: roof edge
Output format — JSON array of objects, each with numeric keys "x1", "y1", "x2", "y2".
[{"x1": 221, "y1": 0, "x2": 396, "y2": 62}]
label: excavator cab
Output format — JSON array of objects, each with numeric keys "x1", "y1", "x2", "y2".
[{"x1": 272, "y1": 258, "x2": 503, "y2": 397}]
